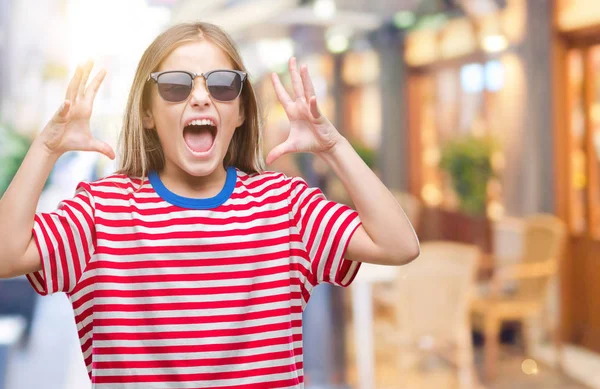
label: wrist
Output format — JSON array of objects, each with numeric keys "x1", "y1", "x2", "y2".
[
  {"x1": 32, "y1": 137, "x2": 63, "y2": 161},
  {"x1": 318, "y1": 135, "x2": 348, "y2": 159}
]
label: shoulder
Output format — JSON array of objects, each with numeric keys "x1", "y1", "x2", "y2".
[
  {"x1": 236, "y1": 169, "x2": 291, "y2": 189},
  {"x1": 76, "y1": 173, "x2": 147, "y2": 196},
  {"x1": 236, "y1": 171, "x2": 322, "y2": 212},
  {"x1": 235, "y1": 169, "x2": 312, "y2": 193}
]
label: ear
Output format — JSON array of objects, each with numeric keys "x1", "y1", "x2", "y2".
[
  {"x1": 235, "y1": 104, "x2": 245, "y2": 128},
  {"x1": 142, "y1": 108, "x2": 155, "y2": 129}
]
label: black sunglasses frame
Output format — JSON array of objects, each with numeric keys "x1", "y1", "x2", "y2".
[{"x1": 147, "y1": 69, "x2": 248, "y2": 102}]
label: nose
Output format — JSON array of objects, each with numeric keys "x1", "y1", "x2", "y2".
[{"x1": 189, "y1": 76, "x2": 211, "y2": 107}]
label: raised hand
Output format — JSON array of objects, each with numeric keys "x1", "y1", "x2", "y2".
[
  {"x1": 266, "y1": 57, "x2": 343, "y2": 165},
  {"x1": 38, "y1": 60, "x2": 115, "y2": 159}
]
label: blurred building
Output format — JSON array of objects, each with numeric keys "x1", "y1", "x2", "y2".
[
  {"x1": 402, "y1": 0, "x2": 600, "y2": 366},
  {"x1": 554, "y1": 0, "x2": 600, "y2": 363}
]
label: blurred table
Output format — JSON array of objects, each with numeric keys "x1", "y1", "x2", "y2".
[{"x1": 351, "y1": 263, "x2": 396, "y2": 389}]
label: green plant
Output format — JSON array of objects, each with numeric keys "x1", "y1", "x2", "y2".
[
  {"x1": 0, "y1": 122, "x2": 33, "y2": 197},
  {"x1": 439, "y1": 134, "x2": 498, "y2": 216}
]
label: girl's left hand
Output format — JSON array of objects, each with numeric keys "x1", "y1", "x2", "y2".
[{"x1": 266, "y1": 57, "x2": 344, "y2": 165}]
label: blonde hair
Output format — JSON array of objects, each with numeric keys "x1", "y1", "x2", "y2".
[{"x1": 117, "y1": 22, "x2": 264, "y2": 179}]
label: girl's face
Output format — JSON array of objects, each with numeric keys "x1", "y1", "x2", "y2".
[{"x1": 143, "y1": 40, "x2": 245, "y2": 181}]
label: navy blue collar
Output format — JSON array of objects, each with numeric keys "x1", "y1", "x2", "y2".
[{"x1": 148, "y1": 166, "x2": 237, "y2": 209}]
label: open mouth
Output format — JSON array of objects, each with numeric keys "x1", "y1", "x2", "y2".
[{"x1": 183, "y1": 120, "x2": 218, "y2": 154}]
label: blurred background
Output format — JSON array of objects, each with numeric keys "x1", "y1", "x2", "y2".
[{"x1": 0, "y1": 0, "x2": 599, "y2": 388}]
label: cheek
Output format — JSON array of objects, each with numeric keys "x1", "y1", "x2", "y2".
[
  {"x1": 152, "y1": 104, "x2": 181, "y2": 132},
  {"x1": 223, "y1": 103, "x2": 244, "y2": 130},
  {"x1": 151, "y1": 114, "x2": 181, "y2": 152}
]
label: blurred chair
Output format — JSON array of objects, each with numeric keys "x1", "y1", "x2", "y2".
[
  {"x1": 492, "y1": 216, "x2": 525, "y2": 261},
  {"x1": 471, "y1": 214, "x2": 567, "y2": 381},
  {"x1": 387, "y1": 242, "x2": 480, "y2": 389},
  {"x1": 476, "y1": 217, "x2": 525, "y2": 303}
]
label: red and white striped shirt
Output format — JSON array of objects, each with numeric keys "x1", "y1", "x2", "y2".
[{"x1": 27, "y1": 167, "x2": 362, "y2": 388}]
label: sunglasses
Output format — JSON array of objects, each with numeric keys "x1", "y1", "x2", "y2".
[{"x1": 147, "y1": 69, "x2": 247, "y2": 103}]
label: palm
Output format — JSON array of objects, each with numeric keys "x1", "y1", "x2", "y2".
[
  {"x1": 267, "y1": 58, "x2": 342, "y2": 164},
  {"x1": 57, "y1": 105, "x2": 94, "y2": 148},
  {"x1": 40, "y1": 60, "x2": 114, "y2": 159}
]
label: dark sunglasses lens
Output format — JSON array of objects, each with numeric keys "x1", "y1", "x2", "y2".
[
  {"x1": 157, "y1": 72, "x2": 193, "y2": 102},
  {"x1": 207, "y1": 71, "x2": 242, "y2": 101}
]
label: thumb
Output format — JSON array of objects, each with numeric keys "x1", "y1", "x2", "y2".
[
  {"x1": 266, "y1": 141, "x2": 295, "y2": 165},
  {"x1": 89, "y1": 139, "x2": 116, "y2": 160}
]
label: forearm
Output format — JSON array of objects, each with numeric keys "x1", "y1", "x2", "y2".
[
  {"x1": 318, "y1": 137, "x2": 420, "y2": 264},
  {"x1": 0, "y1": 139, "x2": 59, "y2": 272}
]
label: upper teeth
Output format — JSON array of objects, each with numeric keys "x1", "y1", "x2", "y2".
[{"x1": 189, "y1": 119, "x2": 216, "y2": 127}]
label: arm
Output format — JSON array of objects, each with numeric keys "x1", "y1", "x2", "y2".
[
  {"x1": 0, "y1": 60, "x2": 114, "y2": 278},
  {"x1": 267, "y1": 57, "x2": 419, "y2": 266},
  {"x1": 0, "y1": 141, "x2": 60, "y2": 277},
  {"x1": 318, "y1": 138, "x2": 419, "y2": 265}
]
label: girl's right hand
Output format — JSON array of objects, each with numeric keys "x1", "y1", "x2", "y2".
[{"x1": 37, "y1": 60, "x2": 115, "y2": 160}]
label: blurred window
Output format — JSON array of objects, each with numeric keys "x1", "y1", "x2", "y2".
[
  {"x1": 461, "y1": 63, "x2": 484, "y2": 93},
  {"x1": 564, "y1": 45, "x2": 600, "y2": 238},
  {"x1": 414, "y1": 59, "x2": 506, "y2": 215},
  {"x1": 567, "y1": 49, "x2": 588, "y2": 235}
]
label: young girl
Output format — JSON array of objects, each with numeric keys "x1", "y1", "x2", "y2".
[{"x1": 0, "y1": 22, "x2": 419, "y2": 388}]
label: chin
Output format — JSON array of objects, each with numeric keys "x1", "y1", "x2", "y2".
[
  {"x1": 178, "y1": 159, "x2": 221, "y2": 178},
  {"x1": 177, "y1": 145, "x2": 226, "y2": 178}
]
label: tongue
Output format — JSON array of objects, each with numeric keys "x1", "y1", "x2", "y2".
[{"x1": 184, "y1": 128, "x2": 214, "y2": 153}]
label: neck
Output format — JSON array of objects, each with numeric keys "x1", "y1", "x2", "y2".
[{"x1": 159, "y1": 163, "x2": 228, "y2": 199}]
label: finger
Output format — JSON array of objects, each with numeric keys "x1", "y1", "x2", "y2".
[
  {"x1": 84, "y1": 69, "x2": 106, "y2": 102},
  {"x1": 66, "y1": 65, "x2": 83, "y2": 102},
  {"x1": 309, "y1": 96, "x2": 322, "y2": 120},
  {"x1": 271, "y1": 72, "x2": 293, "y2": 106},
  {"x1": 77, "y1": 60, "x2": 94, "y2": 99},
  {"x1": 88, "y1": 139, "x2": 116, "y2": 160},
  {"x1": 300, "y1": 65, "x2": 316, "y2": 100},
  {"x1": 54, "y1": 99, "x2": 72, "y2": 121},
  {"x1": 288, "y1": 57, "x2": 305, "y2": 101},
  {"x1": 266, "y1": 141, "x2": 295, "y2": 165}
]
